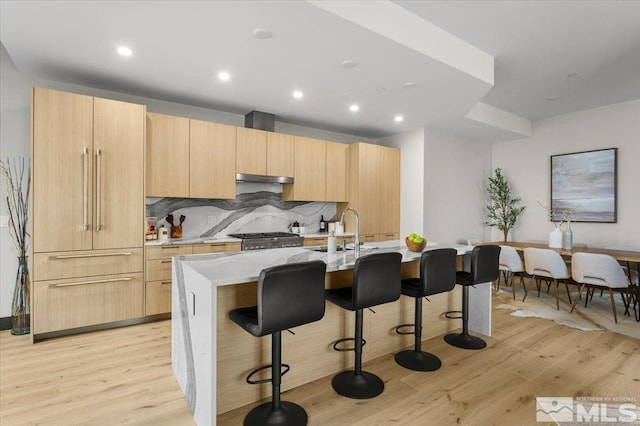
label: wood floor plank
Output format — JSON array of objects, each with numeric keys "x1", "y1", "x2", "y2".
[{"x1": 1, "y1": 292, "x2": 638, "y2": 426}]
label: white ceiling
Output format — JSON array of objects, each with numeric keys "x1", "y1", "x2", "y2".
[{"x1": 1, "y1": 0, "x2": 639, "y2": 142}]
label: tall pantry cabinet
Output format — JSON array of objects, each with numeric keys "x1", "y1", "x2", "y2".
[{"x1": 31, "y1": 87, "x2": 145, "y2": 339}]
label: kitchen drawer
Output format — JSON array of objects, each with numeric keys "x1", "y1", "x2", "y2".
[
  {"x1": 146, "y1": 259, "x2": 174, "y2": 281},
  {"x1": 192, "y1": 242, "x2": 241, "y2": 254},
  {"x1": 360, "y1": 234, "x2": 377, "y2": 243},
  {"x1": 145, "y1": 280, "x2": 172, "y2": 316},
  {"x1": 380, "y1": 233, "x2": 399, "y2": 241},
  {"x1": 33, "y1": 272, "x2": 144, "y2": 334},
  {"x1": 145, "y1": 244, "x2": 193, "y2": 260},
  {"x1": 33, "y1": 248, "x2": 143, "y2": 281},
  {"x1": 303, "y1": 237, "x2": 327, "y2": 247}
]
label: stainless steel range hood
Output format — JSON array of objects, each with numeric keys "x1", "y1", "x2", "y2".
[
  {"x1": 238, "y1": 111, "x2": 294, "y2": 184},
  {"x1": 235, "y1": 173, "x2": 293, "y2": 184}
]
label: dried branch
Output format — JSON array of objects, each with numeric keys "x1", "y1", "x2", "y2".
[{"x1": 0, "y1": 157, "x2": 30, "y2": 259}]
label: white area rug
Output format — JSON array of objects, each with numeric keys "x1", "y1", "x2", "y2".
[{"x1": 494, "y1": 280, "x2": 640, "y2": 340}]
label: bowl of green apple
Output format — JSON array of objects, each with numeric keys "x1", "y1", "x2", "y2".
[{"x1": 405, "y1": 233, "x2": 426, "y2": 252}]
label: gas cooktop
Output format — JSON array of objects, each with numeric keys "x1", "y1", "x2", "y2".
[{"x1": 228, "y1": 232, "x2": 304, "y2": 250}]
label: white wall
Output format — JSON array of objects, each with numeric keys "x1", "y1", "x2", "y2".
[
  {"x1": 379, "y1": 128, "x2": 425, "y2": 238},
  {"x1": 492, "y1": 99, "x2": 640, "y2": 247},
  {"x1": 423, "y1": 128, "x2": 493, "y2": 245},
  {"x1": 0, "y1": 43, "x2": 374, "y2": 318}
]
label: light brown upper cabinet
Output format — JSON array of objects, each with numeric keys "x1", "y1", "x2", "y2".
[
  {"x1": 147, "y1": 114, "x2": 236, "y2": 199},
  {"x1": 236, "y1": 128, "x2": 294, "y2": 177},
  {"x1": 32, "y1": 88, "x2": 145, "y2": 253},
  {"x1": 339, "y1": 143, "x2": 400, "y2": 239},
  {"x1": 325, "y1": 141, "x2": 349, "y2": 202},
  {"x1": 283, "y1": 136, "x2": 326, "y2": 201},
  {"x1": 236, "y1": 127, "x2": 267, "y2": 175},
  {"x1": 146, "y1": 112, "x2": 190, "y2": 197},
  {"x1": 190, "y1": 119, "x2": 236, "y2": 199},
  {"x1": 266, "y1": 132, "x2": 294, "y2": 177}
]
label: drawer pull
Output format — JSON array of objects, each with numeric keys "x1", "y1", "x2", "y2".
[
  {"x1": 51, "y1": 277, "x2": 133, "y2": 287},
  {"x1": 50, "y1": 252, "x2": 133, "y2": 260},
  {"x1": 161, "y1": 260, "x2": 173, "y2": 264},
  {"x1": 160, "y1": 245, "x2": 181, "y2": 249},
  {"x1": 161, "y1": 281, "x2": 172, "y2": 285}
]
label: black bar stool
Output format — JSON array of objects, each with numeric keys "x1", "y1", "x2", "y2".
[
  {"x1": 394, "y1": 248, "x2": 457, "y2": 371},
  {"x1": 229, "y1": 260, "x2": 326, "y2": 426},
  {"x1": 444, "y1": 245, "x2": 500, "y2": 350},
  {"x1": 326, "y1": 252, "x2": 402, "y2": 399}
]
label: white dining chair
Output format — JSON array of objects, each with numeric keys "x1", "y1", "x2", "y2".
[
  {"x1": 570, "y1": 252, "x2": 631, "y2": 323},
  {"x1": 523, "y1": 247, "x2": 574, "y2": 310},
  {"x1": 603, "y1": 245, "x2": 640, "y2": 285},
  {"x1": 498, "y1": 245, "x2": 528, "y2": 301}
]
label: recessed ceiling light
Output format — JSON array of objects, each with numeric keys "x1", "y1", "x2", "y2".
[
  {"x1": 341, "y1": 60, "x2": 358, "y2": 69},
  {"x1": 117, "y1": 46, "x2": 132, "y2": 57},
  {"x1": 394, "y1": 115, "x2": 404, "y2": 123},
  {"x1": 402, "y1": 82, "x2": 417, "y2": 89},
  {"x1": 218, "y1": 71, "x2": 231, "y2": 81},
  {"x1": 547, "y1": 96, "x2": 559, "y2": 101},
  {"x1": 349, "y1": 104, "x2": 359, "y2": 112},
  {"x1": 253, "y1": 28, "x2": 272, "y2": 39},
  {"x1": 567, "y1": 73, "x2": 579, "y2": 78},
  {"x1": 293, "y1": 90, "x2": 303, "y2": 99}
]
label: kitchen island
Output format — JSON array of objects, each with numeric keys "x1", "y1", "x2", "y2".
[{"x1": 172, "y1": 241, "x2": 489, "y2": 425}]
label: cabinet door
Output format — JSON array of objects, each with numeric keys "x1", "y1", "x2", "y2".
[
  {"x1": 326, "y1": 141, "x2": 349, "y2": 202},
  {"x1": 378, "y1": 146, "x2": 400, "y2": 235},
  {"x1": 93, "y1": 98, "x2": 145, "y2": 250},
  {"x1": 34, "y1": 272, "x2": 144, "y2": 334},
  {"x1": 354, "y1": 143, "x2": 380, "y2": 235},
  {"x1": 146, "y1": 113, "x2": 190, "y2": 197},
  {"x1": 32, "y1": 88, "x2": 94, "y2": 253},
  {"x1": 236, "y1": 127, "x2": 266, "y2": 175},
  {"x1": 284, "y1": 137, "x2": 326, "y2": 201},
  {"x1": 266, "y1": 132, "x2": 294, "y2": 177},
  {"x1": 190, "y1": 120, "x2": 236, "y2": 199}
]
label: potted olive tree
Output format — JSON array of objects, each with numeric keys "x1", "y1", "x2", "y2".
[{"x1": 485, "y1": 168, "x2": 525, "y2": 242}]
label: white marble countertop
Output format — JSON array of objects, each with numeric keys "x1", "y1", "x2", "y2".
[
  {"x1": 299, "y1": 232, "x2": 356, "y2": 238},
  {"x1": 174, "y1": 240, "x2": 473, "y2": 286}
]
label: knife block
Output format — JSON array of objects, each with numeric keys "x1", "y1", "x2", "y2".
[{"x1": 170, "y1": 225, "x2": 183, "y2": 239}]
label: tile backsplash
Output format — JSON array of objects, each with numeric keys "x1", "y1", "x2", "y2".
[{"x1": 146, "y1": 183, "x2": 336, "y2": 239}]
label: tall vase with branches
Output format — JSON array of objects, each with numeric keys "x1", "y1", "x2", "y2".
[
  {"x1": 1, "y1": 157, "x2": 31, "y2": 335},
  {"x1": 485, "y1": 168, "x2": 525, "y2": 242}
]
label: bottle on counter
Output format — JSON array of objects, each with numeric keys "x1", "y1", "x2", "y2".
[
  {"x1": 159, "y1": 225, "x2": 169, "y2": 241},
  {"x1": 319, "y1": 215, "x2": 327, "y2": 233}
]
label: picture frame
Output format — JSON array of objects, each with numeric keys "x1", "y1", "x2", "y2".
[{"x1": 550, "y1": 148, "x2": 617, "y2": 223}]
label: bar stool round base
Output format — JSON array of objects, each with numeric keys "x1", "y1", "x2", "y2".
[
  {"x1": 394, "y1": 350, "x2": 442, "y2": 371},
  {"x1": 331, "y1": 370, "x2": 384, "y2": 399},
  {"x1": 444, "y1": 332, "x2": 486, "y2": 350},
  {"x1": 244, "y1": 401, "x2": 307, "y2": 426}
]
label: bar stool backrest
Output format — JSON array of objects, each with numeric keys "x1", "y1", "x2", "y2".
[
  {"x1": 352, "y1": 252, "x2": 402, "y2": 310},
  {"x1": 470, "y1": 245, "x2": 501, "y2": 284},
  {"x1": 420, "y1": 248, "x2": 457, "y2": 296},
  {"x1": 257, "y1": 260, "x2": 327, "y2": 336}
]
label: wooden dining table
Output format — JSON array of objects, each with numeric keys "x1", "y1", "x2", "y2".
[{"x1": 485, "y1": 241, "x2": 640, "y2": 321}]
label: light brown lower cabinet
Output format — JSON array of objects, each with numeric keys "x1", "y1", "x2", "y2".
[
  {"x1": 33, "y1": 272, "x2": 144, "y2": 334},
  {"x1": 303, "y1": 236, "x2": 355, "y2": 246},
  {"x1": 144, "y1": 242, "x2": 240, "y2": 316}
]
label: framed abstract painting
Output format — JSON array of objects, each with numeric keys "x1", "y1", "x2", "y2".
[{"x1": 550, "y1": 148, "x2": 617, "y2": 223}]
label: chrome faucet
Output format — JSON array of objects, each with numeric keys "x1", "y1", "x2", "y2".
[{"x1": 339, "y1": 207, "x2": 360, "y2": 258}]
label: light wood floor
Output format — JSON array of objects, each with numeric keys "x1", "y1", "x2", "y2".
[{"x1": 1, "y1": 294, "x2": 638, "y2": 426}]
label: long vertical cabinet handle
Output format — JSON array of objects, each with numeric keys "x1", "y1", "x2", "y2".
[
  {"x1": 83, "y1": 147, "x2": 89, "y2": 231},
  {"x1": 95, "y1": 148, "x2": 102, "y2": 231}
]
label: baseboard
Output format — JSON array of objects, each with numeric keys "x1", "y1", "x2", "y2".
[{"x1": 0, "y1": 317, "x2": 11, "y2": 330}]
